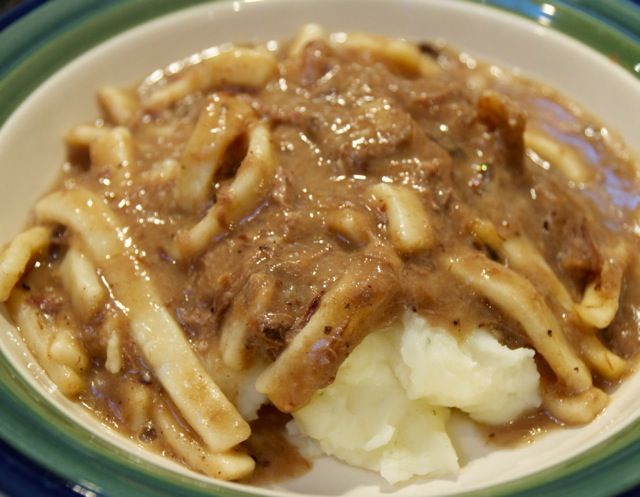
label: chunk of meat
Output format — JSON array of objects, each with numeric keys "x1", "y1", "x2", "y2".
[
  {"x1": 558, "y1": 219, "x2": 602, "y2": 289},
  {"x1": 476, "y1": 90, "x2": 526, "y2": 172}
]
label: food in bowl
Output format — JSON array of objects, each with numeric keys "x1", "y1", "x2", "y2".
[{"x1": 0, "y1": 24, "x2": 639, "y2": 485}]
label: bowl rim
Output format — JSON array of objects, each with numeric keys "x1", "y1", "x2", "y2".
[{"x1": 0, "y1": 1, "x2": 640, "y2": 497}]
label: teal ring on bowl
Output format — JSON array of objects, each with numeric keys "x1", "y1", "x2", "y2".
[{"x1": 0, "y1": 1, "x2": 639, "y2": 496}]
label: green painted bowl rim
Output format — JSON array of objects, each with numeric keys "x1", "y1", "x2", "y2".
[{"x1": 0, "y1": 1, "x2": 639, "y2": 496}]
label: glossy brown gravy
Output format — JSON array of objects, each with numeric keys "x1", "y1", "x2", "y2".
[
  {"x1": 8, "y1": 30, "x2": 640, "y2": 483},
  {"x1": 243, "y1": 406, "x2": 311, "y2": 485}
]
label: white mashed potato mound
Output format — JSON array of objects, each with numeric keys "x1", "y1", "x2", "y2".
[
  {"x1": 292, "y1": 310, "x2": 541, "y2": 484},
  {"x1": 397, "y1": 311, "x2": 541, "y2": 424}
]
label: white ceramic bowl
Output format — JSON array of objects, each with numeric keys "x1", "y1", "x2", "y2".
[{"x1": 0, "y1": 1, "x2": 639, "y2": 496}]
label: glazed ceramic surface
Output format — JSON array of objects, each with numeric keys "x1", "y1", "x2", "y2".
[{"x1": 0, "y1": 1, "x2": 639, "y2": 496}]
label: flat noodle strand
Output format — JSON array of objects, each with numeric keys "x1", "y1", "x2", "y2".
[
  {"x1": 59, "y1": 245, "x2": 107, "y2": 321},
  {"x1": 470, "y1": 219, "x2": 574, "y2": 311},
  {"x1": 524, "y1": 128, "x2": 593, "y2": 184},
  {"x1": 542, "y1": 385, "x2": 608, "y2": 424},
  {"x1": 35, "y1": 188, "x2": 251, "y2": 454},
  {"x1": 369, "y1": 183, "x2": 435, "y2": 253},
  {"x1": 470, "y1": 219, "x2": 628, "y2": 380},
  {"x1": 334, "y1": 32, "x2": 441, "y2": 76},
  {"x1": 154, "y1": 403, "x2": 255, "y2": 480},
  {"x1": 176, "y1": 122, "x2": 277, "y2": 259},
  {"x1": 257, "y1": 250, "x2": 400, "y2": 412},
  {"x1": 448, "y1": 249, "x2": 592, "y2": 393},
  {"x1": 575, "y1": 244, "x2": 627, "y2": 329},
  {"x1": 141, "y1": 47, "x2": 277, "y2": 112},
  {"x1": 174, "y1": 94, "x2": 254, "y2": 211},
  {"x1": 7, "y1": 290, "x2": 87, "y2": 396},
  {"x1": 0, "y1": 226, "x2": 50, "y2": 302}
]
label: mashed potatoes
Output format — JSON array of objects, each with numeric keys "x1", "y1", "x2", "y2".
[{"x1": 292, "y1": 310, "x2": 541, "y2": 484}]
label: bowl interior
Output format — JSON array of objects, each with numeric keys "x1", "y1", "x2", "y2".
[{"x1": 0, "y1": 1, "x2": 639, "y2": 496}]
